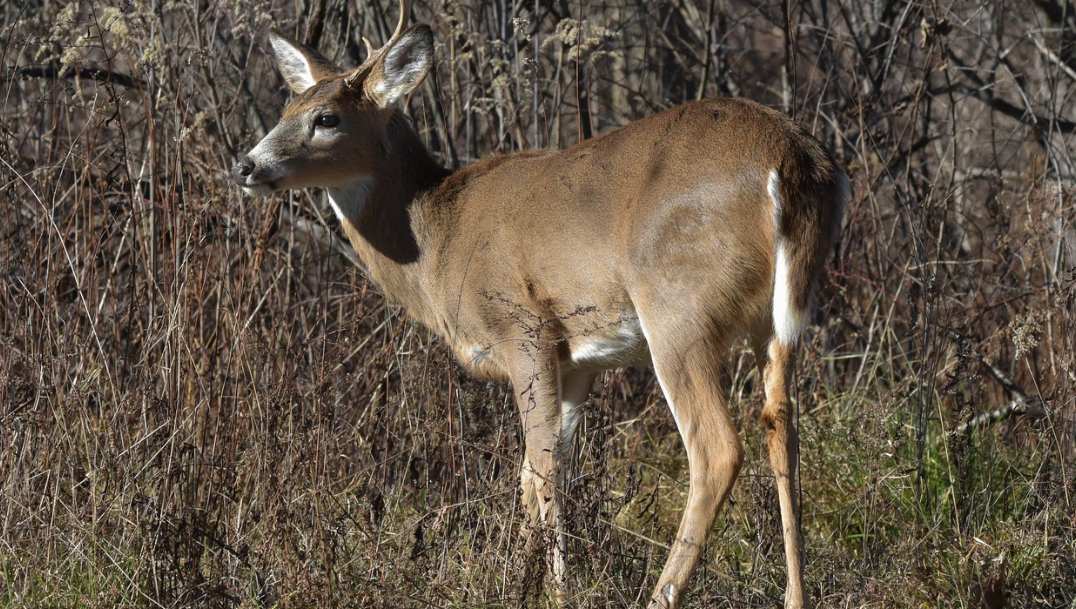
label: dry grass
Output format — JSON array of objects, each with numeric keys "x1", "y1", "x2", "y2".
[{"x1": 2, "y1": 1, "x2": 1074, "y2": 607}]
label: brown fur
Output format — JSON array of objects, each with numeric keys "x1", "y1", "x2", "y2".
[{"x1": 242, "y1": 19, "x2": 845, "y2": 606}]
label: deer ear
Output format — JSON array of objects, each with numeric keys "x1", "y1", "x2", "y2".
[
  {"x1": 268, "y1": 31, "x2": 338, "y2": 94},
  {"x1": 365, "y1": 25, "x2": 433, "y2": 107}
]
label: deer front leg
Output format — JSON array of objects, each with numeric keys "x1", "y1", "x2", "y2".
[
  {"x1": 520, "y1": 454, "x2": 541, "y2": 531},
  {"x1": 521, "y1": 370, "x2": 594, "y2": 542},
  {"x1": 512, "y1": 352, "x2": 568, "y2": 603}
]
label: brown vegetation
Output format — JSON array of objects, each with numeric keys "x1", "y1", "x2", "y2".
[{"x1": 2, "y1": 1, "x2": 1074, "y2": 607}]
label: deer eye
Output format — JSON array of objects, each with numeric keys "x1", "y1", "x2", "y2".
[{"x1": 315, "y1": 114, "x2": 339, "y2": 129}]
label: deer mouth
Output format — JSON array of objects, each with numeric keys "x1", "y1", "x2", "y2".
[
  {"x1": 232, "y1": 163, "x2": 281, "y2": 195},
  {"x1": 232, "y1": 158, "x2": 280, "y2": 195},
  {"x1": 241, "y1": 181, "x2": 277, "y2": 196}
]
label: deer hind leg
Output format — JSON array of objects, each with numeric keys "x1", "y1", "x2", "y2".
[
  {"x1": 759, "y1": 338, "x2": 806, "y2": 609},
  {"x1": 559, "y1": 371, "x2": 595, "y2": 455},
  {"x1": 551, "y1": 371, "x2": 595, "y2": 595},
  {"x1": 640, "y1": 321, "x2": 744, "y2": 609}
]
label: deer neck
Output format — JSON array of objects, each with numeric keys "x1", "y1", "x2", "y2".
[{"x1": 326, "y1": 114, "x2": 450, "y2": 328}]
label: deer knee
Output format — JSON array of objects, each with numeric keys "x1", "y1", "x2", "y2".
[
  {"x1": 761, "y1": 401, "x2": 790, "y2": 434},
  {"x1": 520, "y1": 460, "x2": 540, "y2": 523},
  {"x1": 725, "y1": 438, "x2": 745, "y2": 478},
  {"x1": 695, "y1": 435, "x2": 744, "y2": 488}
]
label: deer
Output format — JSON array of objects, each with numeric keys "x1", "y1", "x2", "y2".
[{"x1": 231, "y1": 1, "x2": 847, "y2": 607}]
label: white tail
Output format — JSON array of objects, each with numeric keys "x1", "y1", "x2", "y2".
[{"x1": 769, "y1": 169, "x2": 806, "y2": 346}]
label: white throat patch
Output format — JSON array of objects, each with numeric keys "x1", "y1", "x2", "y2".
[{"x1": 327, "y1": 178, "x2": 376, "y2": 225}]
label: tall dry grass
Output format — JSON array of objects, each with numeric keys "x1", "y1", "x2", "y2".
[{"x1": 2, "y1": 1, "x2": 1074, "y2": 607}]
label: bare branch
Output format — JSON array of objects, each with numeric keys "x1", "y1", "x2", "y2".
[{"x1": 15, "y1": 64, "x2": 144, "y2": 89}]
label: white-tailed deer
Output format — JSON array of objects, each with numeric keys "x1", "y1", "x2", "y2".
[{"x1": 232, "y1": 2, "x2": 847, "y2": 606}]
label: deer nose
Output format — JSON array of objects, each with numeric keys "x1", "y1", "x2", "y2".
[{"x1": 232, "y1": 156, "x2": 255, "y2": 179}]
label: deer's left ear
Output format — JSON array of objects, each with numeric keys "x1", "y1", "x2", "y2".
[{"x1": 365, "y1": 25, "x2": 433, "y2": 107}]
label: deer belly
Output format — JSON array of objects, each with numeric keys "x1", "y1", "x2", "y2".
[{"x1": 569, "y1": 316, "x2": 650, "y2": 370}]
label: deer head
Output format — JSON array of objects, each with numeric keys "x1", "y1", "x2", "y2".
[{"x1": 232, "y1": 0, "x2": 432, "y2": 195}]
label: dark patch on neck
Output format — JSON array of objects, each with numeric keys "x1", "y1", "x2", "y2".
[
  {"x1": 384, "y1": 111, "x2": 451, "y2": 189},
  {"x1": 356, "y1": 192, "x2": 421, "y2": 264},
  {"x1": 353, "y1": 112, "x2": 449, "y2": 264}
]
